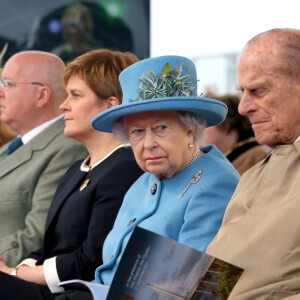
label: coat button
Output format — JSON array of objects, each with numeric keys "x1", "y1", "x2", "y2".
[
  {"x1": 11, "y1": 241, "x2": 18, "y2": 248},
  {"x1": 151, "y1": 183, "x2": 157, "y2": 195},
  {"x1": 127, "y1": 218, "x2": 136, "y2": 227}
]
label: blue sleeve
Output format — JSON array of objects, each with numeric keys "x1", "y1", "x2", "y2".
[{"x1": 178, "y1": 166, "x2": 239, "y2": 252}]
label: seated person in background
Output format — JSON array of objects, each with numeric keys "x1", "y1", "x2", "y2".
[
  {"x1": 0, "y1": 49, "x2": 144, "y2": 299},
  {"x1": 207, "y1": 28, "x2": 300, "y2": 299},
  {"x1": 204, "y1": 93, "x2": 269, "y2": 174},
  {"x1": 51, "y1": 2, "x2": 102, "y2": 64},
  {"x1": 0, "y1": 60, "x2": 17, "y2": 147},
  {"x1": 0, "y1": 51, "x2": 87, "y2": 266},
  {"x1": 58, "y1": 54, "x2": 240, "y2": 299},
  {"x1": 0, "y1": 119, "x2": 16, "y2": 146},
  {"x1": 0, "y1": 54, "x2": 17, "y2": 146}
]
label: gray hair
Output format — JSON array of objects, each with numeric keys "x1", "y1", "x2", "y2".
[{"x1": 112, "y1": 111, "x2": 207, "y2": 145}]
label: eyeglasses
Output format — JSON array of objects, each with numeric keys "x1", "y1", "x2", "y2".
[{"x1": 0, "y1": 79, "x2": 44, "y2": 90}]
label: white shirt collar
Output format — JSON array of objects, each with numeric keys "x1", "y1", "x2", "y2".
[
  {"x1": 21, "y1": 115, "x2": 64, "y2": 144},
  {"x1": 295, "y1": 136, "x2": 300, "y2": 143},
  {"x1": 80, "y1": 144, "x2": 131, "y2": 172}
]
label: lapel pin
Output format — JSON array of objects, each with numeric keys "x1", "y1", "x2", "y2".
[
  {"x1": 178, "y1": 170, "x2": 202, "y2": 199},
  {"x1": 79, "y1": 179, "x2": 90, "y2": 191}
]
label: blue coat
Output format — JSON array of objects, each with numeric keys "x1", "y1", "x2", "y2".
[{"x1": 95, "y1": 145, "x2": 240, "y2": 285}]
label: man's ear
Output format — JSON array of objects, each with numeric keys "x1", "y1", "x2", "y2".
[
  {"x1": 107, "y1": 96, "x2": 120, "y2": 108},
  {"x1": 37, "y1": 86, "x2": 51, "y2": 108}
]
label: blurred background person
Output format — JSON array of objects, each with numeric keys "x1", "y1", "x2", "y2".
[
  {"x1": 0, "y1": 119, "x2": 16, "y2": 146},
  {"x1": 204, "y1": 93, "x2": 269, "y2": 174},
  {"x1": 0, "y1": 49, "x2": 143, "y2": 300},
  {"x1": 51, "y1": 2, "x2": 102, "y2": 64},
  {"x1": 0, "y1": 43, "x2": 16, "y2": 146}
]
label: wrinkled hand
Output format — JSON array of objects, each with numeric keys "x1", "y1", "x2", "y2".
[{"x1": 0, "y1": 254, "x2": 12, "y2": 274}]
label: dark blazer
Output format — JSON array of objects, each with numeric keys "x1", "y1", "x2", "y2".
[
  {"x1": 29, "y1": 146, "x2": 143, "y2": 282},
  {"x1": 0, "y1": 147, "x2": 143, "y2": 300}
]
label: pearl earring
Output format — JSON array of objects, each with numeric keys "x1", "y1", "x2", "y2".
[{"x1": 188, "y1": 144, "x2": 193, "y2": 149}]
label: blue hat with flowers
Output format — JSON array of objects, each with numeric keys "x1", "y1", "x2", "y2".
[{"x1": 91, "y1": 55, "x2": 227, "y2": 132}]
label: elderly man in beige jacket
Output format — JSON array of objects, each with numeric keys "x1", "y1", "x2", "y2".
[{"x1": 207, "y1": 28, "x2": 300, "y2": 300}]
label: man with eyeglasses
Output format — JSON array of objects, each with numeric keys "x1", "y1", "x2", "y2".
[{"x1": 0, "y1": 51, "x2": 88, "y2": 267}]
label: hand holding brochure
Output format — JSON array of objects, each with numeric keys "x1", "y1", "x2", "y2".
[{"x1": 60, "y1": 227, "x2": 243, "y2": 299}]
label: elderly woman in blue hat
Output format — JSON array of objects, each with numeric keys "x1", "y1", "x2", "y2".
[
  {"x1": 89, "y1": 55, "x2": 240, "y2": 286},
  {"x1": 59, "y1": 55, "x2": 240, "y2": 297}
]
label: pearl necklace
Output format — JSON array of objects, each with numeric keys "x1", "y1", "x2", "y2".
[{"x1": 186, "y1": 147, "x2": 201, "y2": 168}]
